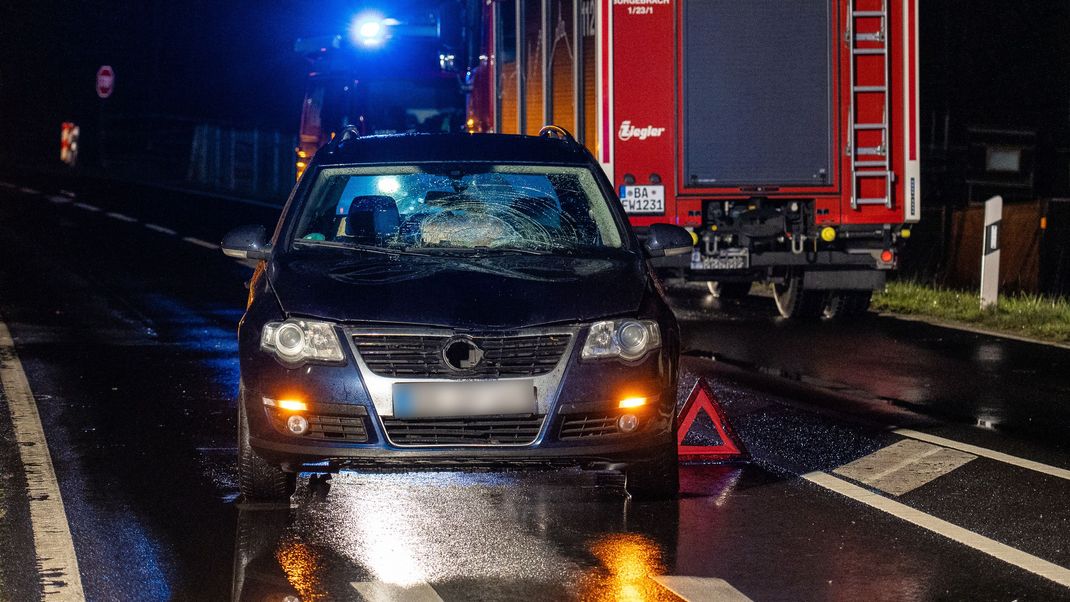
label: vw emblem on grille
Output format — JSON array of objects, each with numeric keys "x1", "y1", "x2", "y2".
[{"x1": 442, "y1": 338, "x2": 484, "y2": 371}]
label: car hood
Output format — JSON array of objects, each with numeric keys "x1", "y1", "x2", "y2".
[{"x1": 269, "y1": 250, "x2": 648, "y2": 329}]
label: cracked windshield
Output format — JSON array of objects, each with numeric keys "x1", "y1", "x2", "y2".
[{"x1": 295, "y1": 166, "x2": 624, "y2": 253}]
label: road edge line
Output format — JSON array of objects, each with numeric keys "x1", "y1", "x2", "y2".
[
  {"x1": 804, "y1": 471, "x2": 1070, "y2": 588},
  {"x1": 0, "y1": 318, "x2": 86, "y2": 601},
  {"x1": 894, "y1": 428, "x2": 1070, "y2": 481}
]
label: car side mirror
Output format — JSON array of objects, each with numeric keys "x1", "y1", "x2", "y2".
[
  {"x1": 222, "y1": 225, "x2": 271, "y2": 260},
  {"x1": 643, "y1": 223, "x2": 694, "y2": 258}
]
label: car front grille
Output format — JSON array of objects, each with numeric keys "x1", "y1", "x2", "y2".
[
  {"x1": 352, "y1": 333, "x2": 571, "y2": 378},
  {"x1": 559, "y1": 413, "x2": 623, "y2": 439},
  {"x1": 381, "y1": 415, "x2": 545, "y2": 446}
]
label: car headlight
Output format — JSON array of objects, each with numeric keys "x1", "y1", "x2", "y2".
[
  {"x1": 581, "y1": 320, "x2": 661, "y2": 361},
  {"x1": 260, "y1": 319, "x2": 345, "y2": 365}
]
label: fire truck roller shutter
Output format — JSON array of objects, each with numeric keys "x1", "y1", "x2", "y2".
[{"x1": 683, "y1": 0, "x2": 832, "y2": 188}]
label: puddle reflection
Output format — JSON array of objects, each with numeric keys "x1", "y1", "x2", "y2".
[{"x1": 230, "y1": 469, "x2": 694, "y2": 601}]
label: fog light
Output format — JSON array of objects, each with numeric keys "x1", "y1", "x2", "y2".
[
  {"x1": 820, "y1": 226, "x2": 837, "y2": 242},
  {"x1": 287, "y1": 414, "x2": 309, "y2": 435},
  {"x1": 617, "y1": 414, "x2": 639, "y2": 433}
]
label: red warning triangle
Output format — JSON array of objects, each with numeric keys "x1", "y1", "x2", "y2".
[{"x1": 677, "y1": 379, "x2": 747, "y2": 462}]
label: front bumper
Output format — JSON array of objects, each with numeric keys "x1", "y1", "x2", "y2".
[{"x1": 240, "y1": 324, "x2": 678, "y2": 471}]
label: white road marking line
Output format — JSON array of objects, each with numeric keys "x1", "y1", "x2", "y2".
[
  {"x1": 804, "y1": 471, "x2": 1070, "y2": 588},
  {"x1": 0, "y1": 319, "x2": 86, "y2": 601},
  {"x1": 834, "y1": 440, "x2": 975, "y2": 496},
  {"x1": 136, "y1": 180, "x2": 281, "y2": 209},
  {"x1": 104, "y1": 211, "x2": 137, "y2": 223},
  {"x1": 0, "y1": 181, "x2": 17, "y2": 188},
  {"x1": 47, "y1": 195, "x2": 72, "y2": 204},
  {"x1": 351, "y1": 582, "x2": 444, "y2": 602},
  {"x1": 72, "y1": 202, "x2": 100, "y2": 212},
  {"x1": 894, "y1": 428, "x2": 1070, "y2": 481},
  {"x1": 18, "y1": 187, "x2": 40, "y2": 195},
  {"x1": 650, "y1": 576, "x2": 752, "y2": 602},
  {"x1": 143, "y1": 223, "x2": 177, "y2": 236},
  {"x1": 59, "y1": 190, "x2": 76, "y2": 198},
  {"x1": 182, "y1": 236, "x2": 218, "y2": 250}
]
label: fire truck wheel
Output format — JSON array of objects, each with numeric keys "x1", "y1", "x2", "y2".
[
  {"x1": 824, "y1": 291, "x2": 873, "y2": 319},
  {"x1": 773, "y1": 272, "x2": 826, "y2": 319},
  {"x1": 706, "y1": 281, "x2": 752, "y2": 300}
]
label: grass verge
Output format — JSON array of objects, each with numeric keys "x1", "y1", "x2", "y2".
[{"x1": 872, "y1": 281, "x2": 1070, "y2": 343}]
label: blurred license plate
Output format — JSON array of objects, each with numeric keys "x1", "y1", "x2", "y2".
[
  {"x1": 690, "y1": 249, "x2": 749, "y2": 270},
  {"x1": 620, "y1": 185, "x2": 665, "y2": 214},
  {"x1": 392, "y1": 381, "x2": 536, "y2": 418}
]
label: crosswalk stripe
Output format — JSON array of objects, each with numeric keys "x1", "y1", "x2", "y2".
[
  {"x1": 650, "y1": 576, "x2": 752, "y2": 602},
  {"x1": 351, "y1": 582, "x2": 444, "y2": 602},
  {"x1": 894, "y1": 429, "x2": 1070, "y2": 481},
  {"x1": 834, "y1": 439, "x2": 975, "y2": 496},
  {"x1": 348, "y1": 577, "x2": 751, "y2": 602}
]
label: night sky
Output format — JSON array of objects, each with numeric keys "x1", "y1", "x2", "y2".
[
  {"x1": 2, "y1": 1, "x2": 1069, "y2": 170},
  {"x1": 0, "y1": 1, "x2": 386, "y2": 160}
]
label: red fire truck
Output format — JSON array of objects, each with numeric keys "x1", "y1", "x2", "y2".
[{"x1": 466, "y1": 0, "x2": 920, "y2": 318}]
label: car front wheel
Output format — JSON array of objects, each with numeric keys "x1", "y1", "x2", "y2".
[
  {"x1": 625, "y1": 444, "x2": 679, "y2": 500},
  {"x1": 238, "y1": 392, "x2": 296, "y2": 501}
]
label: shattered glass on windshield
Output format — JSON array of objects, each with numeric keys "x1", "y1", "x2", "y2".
[{"x1": 293, "y1": 165, "x2": 624, "y2": 254}]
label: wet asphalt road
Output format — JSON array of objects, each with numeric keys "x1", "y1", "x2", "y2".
[{"x1": 1, "y1": 175, "x2": 1069, "y2": 601}]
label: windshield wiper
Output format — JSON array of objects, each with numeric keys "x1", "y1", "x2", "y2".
[
  {"x1": 403, "y1": 245, "x2": 558, "y2": 256},
  {"x1": 481, "y1": 246, "x2": 557, "y2": 256},
  {"x1": 293, "y1": 240, "x2": 422, "y2": 257}
]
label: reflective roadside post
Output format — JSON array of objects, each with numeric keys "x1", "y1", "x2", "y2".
[{"x1": 980, "y1": 195, "x2": 1002, "y2": 310}]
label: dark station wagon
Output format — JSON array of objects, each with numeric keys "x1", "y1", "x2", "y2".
[{"x1": 221, "y1": 127, "x2": 694, "y2": 500}]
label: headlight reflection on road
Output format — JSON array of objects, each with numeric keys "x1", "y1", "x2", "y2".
[
  {"x1": 315, "y1": 472, "x2": 596, "y2": 587},
  {"x1": 349, "y1": 500, "x2": 428, "y2": 586},
  {"x1": 277, "y1": 541, "x2": 329, "y2": 602},
  {"x1": 584, "y1": 533, "x2": 671, "y2": 602}
]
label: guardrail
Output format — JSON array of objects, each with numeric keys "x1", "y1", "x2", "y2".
[{"x1": 187, "y1": 125, "x2": 296, "y2": 200}]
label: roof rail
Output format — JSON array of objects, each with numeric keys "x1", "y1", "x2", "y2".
[{"x1": 538, "y1": 125, "x2": 577, "y2": 144}]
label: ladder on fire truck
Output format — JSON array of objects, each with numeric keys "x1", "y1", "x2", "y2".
[{"x1": 847, "y1": 0, "x2": 893, "y2": 209}]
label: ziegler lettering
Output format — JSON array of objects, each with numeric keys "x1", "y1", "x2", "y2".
[{"x1": 618, "y1": 121, "x2": 666, "y2": 141}]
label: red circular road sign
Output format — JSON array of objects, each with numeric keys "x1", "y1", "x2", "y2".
[{"x1": 96, "y1": 65, "x2": 114, "y2": 99}]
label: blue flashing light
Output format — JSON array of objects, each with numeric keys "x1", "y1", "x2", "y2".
[{"x1": 349, "y1": 13, "x2": 388, "y2": 48}]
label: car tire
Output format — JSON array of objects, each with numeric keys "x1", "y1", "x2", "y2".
[
  {"x1": 625, "y1": 444, "x2": 679, "y2": 500},
  {"x1": 773, "y1": 271, "x2": 825, "y2": 319},
  {"x1": 824, "y1": 290, "x2": 873, "y2": 319},
  {"x1": 238, "y1": 395, "x2": 297, "y2": 502},
  {"x1": 706, "y1": 281, "x2": 752, "y2": 300}
]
